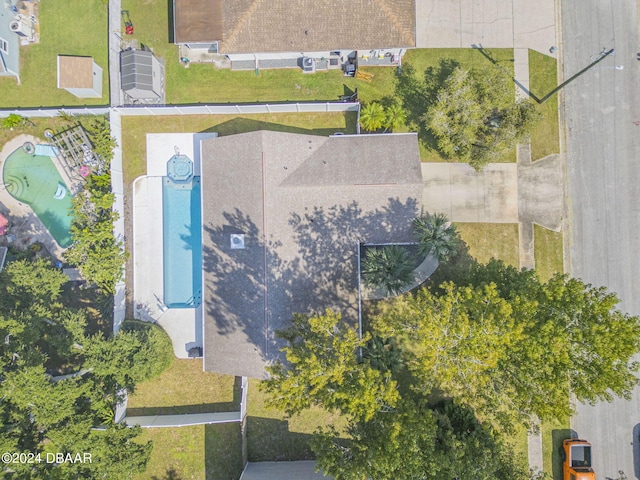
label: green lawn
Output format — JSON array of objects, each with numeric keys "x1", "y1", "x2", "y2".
[
  {"x1": 0, "y1": 117, "x2": 74, "y2": 147},
  {"x1": 455, "y1": 223, "x2": 520, "y2": 267},
  {"x1": 133, "y1": 423, "x2": 244, "y2": 480},
  {"x1": 529, "y1": 50, "x2": 560, "y2": 160},
  {"x1": 0, "y1": 0, "x2": 108, "y2": 108},
  {"x1": 533, "y1": 225, "x2": 564, "y2": 281},
  {"x1": 128, "y1": 359, "x2": 242, "y2": 479},
  {"x1": 134, "y1": 425, "x2": 206, "y2": 480},
  {"x1": 542, "y1": 417, "x2": 572, "y2": 480},
  {"x1": 121, "y1": 112, "x2": 357, "y2": 185},
  {"x1": 247, "y1": 379, "x2": 346, "y2": 462},
  {"x1": 205, "y1": 423, "x2": 244, "y2": 480},
  {"x1": 127, "y1": 359, "x2": 239, "y2": 415},
  {"x1": 118, "y1": 2, "x2": 513, "y2": 108}
]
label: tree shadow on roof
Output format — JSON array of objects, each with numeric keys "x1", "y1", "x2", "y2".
[{"x1": 201, "y1": 197, "x2": 419, "y2": 375}]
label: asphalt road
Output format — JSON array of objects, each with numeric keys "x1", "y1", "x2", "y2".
[{"x1": 562, "y1": 0, "x2": 640, "y2": 478}]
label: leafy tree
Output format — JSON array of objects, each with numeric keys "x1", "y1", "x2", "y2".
[
  {"x1": 413, "y1": 211, "x2": 458, "y2": 261},
  {"x1": 54, "y1": 423, "x2": 152, "y2": 479},
  {"x1": 0, "y1": 257, "x2": 67, "y2": 311},
  {"x1": 64, "y1": 172, "x2": 127, "y2": 294},
  {"x1": 359, "y1": 102, "x2": 386, "y2": 132},
  {"x1": 313, "y1": 399, "x2": 533, "y2": 480},
  {"x1": 361, "y1": 245, "x2": 414, "y2": 295},
  {"x1": 0, "y1": 259, "x2": 164, "y2": 479},
  {"x1": 372, "y1": 283, "x2": 525, "y2": 429},
  {"x1": 85, "y1": 320, "x2": 174, "y2": 394},
  {"x1": 466, "y1": 260, "x2": 640, "y2": 411},
  {"x1": 424, "y1": 65, "x2": 539, "y2": 170},
  {"x1": 383, "y1": 102, "x2": 407, "y2": 132},
  {"x1": 81, "y1": 115, "x2": 117, "y2": 166},
  {"x1": 263, "y1": 310, "x2": 399, "y2": 422},
  {"x1": 265, "y1": 298, "x2": 554, "y2": 479}
]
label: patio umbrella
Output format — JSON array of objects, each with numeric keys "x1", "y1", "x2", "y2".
[{"x1": 0, "y1": 214, "x2": 8, "y2": 235}]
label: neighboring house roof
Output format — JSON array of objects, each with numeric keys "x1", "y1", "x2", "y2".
[
  {"x1": 173, "y1": 0, "x2": 223, "y2": 44},
  {"x1": 173, "y1": 0, "x2": 416, "y2": 53},
  {"x1": 200, "y1": 131, "x2": 422, "y2": 378},
  {"x1": 241, "y1": 461, "x2": 332, "y2": 480},
  {"x1": 57, "y1": 55, "x2": 95, "y2": 89}
]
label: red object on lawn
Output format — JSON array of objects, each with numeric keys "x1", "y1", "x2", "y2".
[
  {"x1": 122, "y1": 10, "x2": 134, "y2": 35},
  {"x1": 0, "y1": 214, "x2": 8, "y2": 235}
]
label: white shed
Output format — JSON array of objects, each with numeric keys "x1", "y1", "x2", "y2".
[{"x1": 57, "y1": 55, "x2": 102, "y2": 98}]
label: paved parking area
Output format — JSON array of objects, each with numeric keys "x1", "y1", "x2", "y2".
[
  {"x1": 415, "y1": 0, "x2": 557, "y2": 54},
  {"x1": 422, "y1": 162, "x2": 519, "y2": 223},
  {"x1": 421, "y1": 153, "x2": 563, "y2": 229}
]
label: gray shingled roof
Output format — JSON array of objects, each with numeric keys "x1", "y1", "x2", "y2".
[
  {"x1": 201, "y1": 131, "x2": 422, "y2": 378},
  {"x1": 173, "y1": 0, "x2": 416, "y2": 52}
]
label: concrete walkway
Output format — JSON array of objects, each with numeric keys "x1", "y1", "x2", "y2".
[
  {"x1": 108, "y1": 0, "x2": 122, "y2": 107},
  {"x1": 125, "y1": 411, "x2": 241, "y2": 428}
]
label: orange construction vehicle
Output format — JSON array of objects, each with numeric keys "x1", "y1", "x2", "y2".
[{"x1": 562, "y1": 439, "x2": 596, "y2": 480}]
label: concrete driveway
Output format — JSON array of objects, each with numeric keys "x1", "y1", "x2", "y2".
[
  {"x1": 422, "y1": 154, "x2": 563, "y2": 229},
  {"x1": 415, "y1": 0, "x2": 557, "y2": 54},
  {"x1": 422, "y1": 163, "x2": 518, "y2": 223}
]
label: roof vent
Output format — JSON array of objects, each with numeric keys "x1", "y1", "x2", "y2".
[{"x1": 230, "y1": 234, "x2": 245, "y2": 249}]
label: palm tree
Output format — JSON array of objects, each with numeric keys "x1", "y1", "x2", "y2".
[
  {"x1": 359, "y1": 102, "x2": 386, "y2": 132},
  {"x1": 413, "y1": 212, "x2": 458, "y2": 262},
  {"x1": 363, "y1": 336, "x2": 403, "y2": 373},
  {"x1": 383, "y1": 102, "x2": 407, "y2": 132},
  {"x1": 361, "y1": 245, "x2": 414, "y2": 296}
]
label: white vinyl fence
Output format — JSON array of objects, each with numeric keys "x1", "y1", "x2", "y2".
[{"x1": 0, "y1": 102, "x2": 359, "y2": 118}]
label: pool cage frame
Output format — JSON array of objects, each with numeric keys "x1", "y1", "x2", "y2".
[{"x1": 48, "y1": 125, "x2": 101, "y2": 181}]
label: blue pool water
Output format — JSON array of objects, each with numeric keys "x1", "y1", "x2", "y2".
[{"x1": 162, "y1": 176, "x2": 202, "y2": 308}]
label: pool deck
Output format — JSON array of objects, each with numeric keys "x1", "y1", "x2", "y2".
[
  {"x1": 0, "y1": 134, "x2": 81, "y2": 260},
  {"x1": 132, "y1": 132, "x2": 216, "y2": 359}
]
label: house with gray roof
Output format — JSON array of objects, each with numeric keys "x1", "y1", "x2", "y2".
[
  {"x1": 173, "y1": 0, "x2": 416, "y2": 70},
  {"x1": 0, "y1": 3, "x2": 22, "y2": 81},
  {"x1": 200, "y1": 131, "x2": 422, "y2": 378}
]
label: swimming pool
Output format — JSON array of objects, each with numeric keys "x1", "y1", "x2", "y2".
[
  {"x1": 2, "y1": 147, "x2": 73, "y2": 248},
  {"x1": 162, "y1": 176, "x2": 202, "y2": 308}
]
